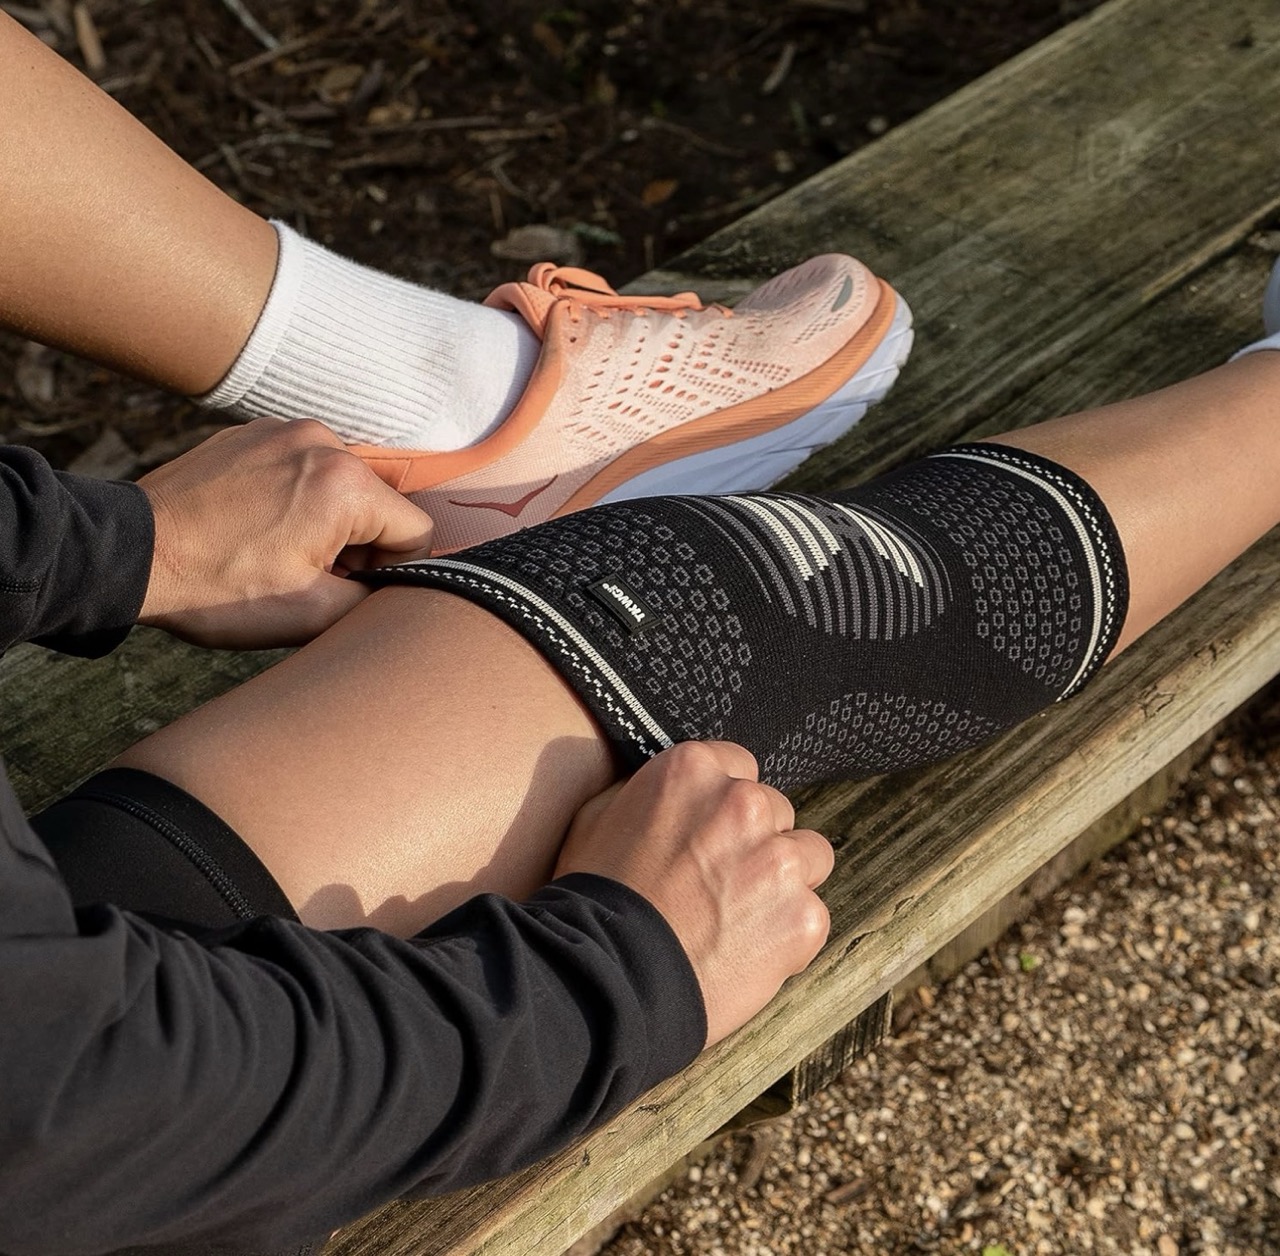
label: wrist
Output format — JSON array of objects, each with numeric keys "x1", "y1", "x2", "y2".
[{"x1": 137, "y1": 481, "x2": 180, "y2": 628}]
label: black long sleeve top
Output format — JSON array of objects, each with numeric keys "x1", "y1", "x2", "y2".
[{"x1": 0, "y1": 446, "x2": 705, "y2": 1255}]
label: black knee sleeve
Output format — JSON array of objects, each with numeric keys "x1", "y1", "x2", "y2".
[{"x1": 359, "y1": 444, "x2": 1128, "y2": 790}]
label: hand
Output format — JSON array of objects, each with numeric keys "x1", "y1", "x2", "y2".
[
  {"x1": 556, "y1": 742, "x2": 834, "y2": 1047},
  {"x1": 138, "y1": 418, "x2": 433, "y2": 649}
]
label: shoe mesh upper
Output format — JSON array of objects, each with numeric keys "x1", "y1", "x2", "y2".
[{"x1": 419, "y1": 256, "x2": 880, "y2": 550}]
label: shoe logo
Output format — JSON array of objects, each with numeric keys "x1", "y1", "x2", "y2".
[
  {"x1": 449, "y1": 475, "x2": 559, "y2": 518},
  {"x1": 832, "y1": 275, "x2": 855, "y2": 312}
]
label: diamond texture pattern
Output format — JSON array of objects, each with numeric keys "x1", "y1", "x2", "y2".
[{"x1": 363, "y1": 444, "x2": 1128, "y2": 792}]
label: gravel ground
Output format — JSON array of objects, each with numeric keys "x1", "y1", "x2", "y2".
[{"x1": 602, "y1": 691, "x2": 1280, "y2": 1256}]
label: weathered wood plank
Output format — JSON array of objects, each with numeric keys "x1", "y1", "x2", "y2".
[
  {"x1": 323, "y1": 223, "x2": 1280, "y2": 1256},
  {"x1": 0, "y1": 635, "x2": 284, "y2": 812},
  {"x1": 774, "y1": 991, "x2": 893, "y2": 1110},
  {"x1": 892, "y1": 726, "x2": 1220, "y2": 1004},
  {"x1": 636, "y1": 0, "x2": 1280, "y2": 490}
]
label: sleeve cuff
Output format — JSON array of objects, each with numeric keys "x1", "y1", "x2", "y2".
[
  {"x1": 538, "y1": 872, "x2": 708, "y2": 1086},
  {"x1": 35, "y1": 475, "x2": 155, "y2": 658}
]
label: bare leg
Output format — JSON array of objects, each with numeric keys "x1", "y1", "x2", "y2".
[
  {"x1": 120, "y1": 590, "x2": 615, "y2": 936},
  {"x1": 117, "y1": 352, "x2": 1280, "y2": 936},
  {"x1": 987, "y1": 352, "x2": 1280, "y2": 654},
  {"x1": 0, "y1": 13, "x2": 276, "y2": 393}
]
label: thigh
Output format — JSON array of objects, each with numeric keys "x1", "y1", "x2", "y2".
[{"x1": 112, "y1": 589, "x2": 616, "y2": 937}]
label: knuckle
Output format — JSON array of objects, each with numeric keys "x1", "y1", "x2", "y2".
[
  {"x1": 762, "y1": 784, "x2": 795, "y2": 831},
  {"x1": 728, "y1": 779, "x2": 773, "y2": 829},
  {"x1": 288, "y1": 417, "x2": 338, "y2": 445},
  {"x1": 314, "y1": 447, "x2": 369, "y2": 497},
  {"x1": 663, "y1": 740, "x2": 720, "y2": 779},
  {"x1": 796, "y1": 896, "x2": 830, "y2": 948},
  {"x1": 763, "y1": 835, "x2": 802, "y2": 883}
]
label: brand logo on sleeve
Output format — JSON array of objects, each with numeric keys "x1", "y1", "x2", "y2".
[{"x1": 585, "y1": 576, "x2": 657, "y2": 635}]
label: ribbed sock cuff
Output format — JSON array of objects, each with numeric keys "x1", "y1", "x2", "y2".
[
  {"x1": 198, "y1": 222, "x2": 463, "y2": 446},
  {"x1": 199, "y1": 222, "x2": 305, "y2": 413}
]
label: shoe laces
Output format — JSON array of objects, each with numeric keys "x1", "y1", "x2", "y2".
[{"x1": 527, "y1": 263, "x2": 731, "y2": 323}]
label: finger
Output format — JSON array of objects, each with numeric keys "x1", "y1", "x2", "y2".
[
  {"x1": 695, "y1": 740, "x2": 760, "y2": 783},
  {"x1": 344, "y1": 461, "x2": 436, "y2": 559},
  {"x1": 791, "y1": 892, "x2": 831, "y2": 973},
  {"x1": 756, "y1": 781, "x2": 796, "y2": 834},
  {"x1": 789, "y1": 829, "x2": 836, "y2": 889},
  {"x1": 338, "y1": 535, "x2": 433, "y2": 573}
]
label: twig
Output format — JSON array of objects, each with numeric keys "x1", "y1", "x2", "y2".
[
  {"x1": 193, "y1": 132, "x2": 334, "y2": 172},
  {"x1": 334, "y1": 147, "x2": 427, "y2": 173},
  {"x1": 72, "y1": 2, "x2": 104, "y2": 75},
  {"x1": 191, "y1": 29, "x2": 222, "y2": 71},
  {"x1": 229, "y1": 30, "x2": 328, "y2": 77},
  {"x1": 354, "y1": 114, "x2": 499, "y2": 136},
  {"x1": 487, "y1": 153, "x2": 538, "y2": 207},
  {"x1": 709, "y1": 17, "x2": 789, "y2": 74},
  {"x1": 641, "y1": 117, "x2": 747, "y2": 159},
  {"x1": 762, "y1": 40, "x2": 797, "y2": 95},
  {"x1": 216, "y1": 0, "x2": 278, "y2": 52},
  {"x1": 466, "y1": 124, "x2": 562, "y2": 144},
  {"x1": 790, "y1": 0, "x2": 869, "y2": 12},
  {"x1": 672, "y1": 182, "x2": 786, "y2": 226}
]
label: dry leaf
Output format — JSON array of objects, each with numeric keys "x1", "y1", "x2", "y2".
[
  {"x1": 589, "y1": 71, "x2": 617, "y2": 108},
  {"x1": 641, "y1": 178, "x2": 679, "y2": 207},
  {"x1": 365, "y1": 100, "x2": 416, "y2": 128},
  {"x1": 317, "y1": 64, "x2": 365, "y2": 105},
  {"x1": 491, "y1": 224, "x2": 583, "y2": 267},
  {"x1": 531, "y1": 20, "x2": 564, "y2": 60}
]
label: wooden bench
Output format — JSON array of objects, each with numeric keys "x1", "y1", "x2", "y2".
[{"x1": 2, "y1": 0, "x2": 1278, "y2": 1251}]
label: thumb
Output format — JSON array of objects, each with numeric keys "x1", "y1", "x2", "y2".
[{"x1": 344, "y1": 474, "x2": 436, "y2": 569}]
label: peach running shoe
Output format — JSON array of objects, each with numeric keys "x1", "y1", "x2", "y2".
[{"x1": 349, "y1": 255, "x2": 913, "y2": 553}]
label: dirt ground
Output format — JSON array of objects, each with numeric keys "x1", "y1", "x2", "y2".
[
  {"x1": 0, "y1": 0, "x2": 1104, "y2": 471},
  {"x1": 602, "y1": 691, "x2": 1280, "y2": 1256}
]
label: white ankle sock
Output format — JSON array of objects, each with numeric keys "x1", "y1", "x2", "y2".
[
  {"x1": 199, "y1": 222, "x2": 541, "y2": 451},
  {"x1": 1232, "y1": 256, "x2": 1280, "y2": 360}
]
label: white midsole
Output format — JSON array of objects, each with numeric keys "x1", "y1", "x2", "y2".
[{"x1": 598, "y1": 295, "x2": 915, "y2": 502}]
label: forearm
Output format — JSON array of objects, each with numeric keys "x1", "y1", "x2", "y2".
[
  {"x1": 0, "y1": 12, "x2": 275, "y2": 393},
  {"x1": 0, "y1": 874, "x2": 703, "y2": 1254}
]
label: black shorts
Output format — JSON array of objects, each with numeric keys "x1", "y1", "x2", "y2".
[{"x1": 31, "y1": 767, "x2": 297, "y2": 930}]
